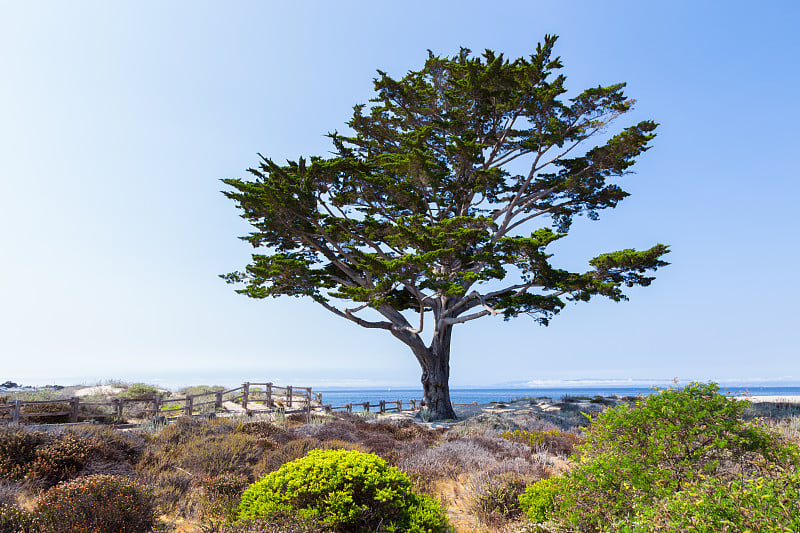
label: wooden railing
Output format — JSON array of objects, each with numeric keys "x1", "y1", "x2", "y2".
[
  {"x1": 0, "y1": 381, "x2": 323, "y2": 425},
  {"x1": 321, "y1": 399, "x2": 423, "y2": 414}
]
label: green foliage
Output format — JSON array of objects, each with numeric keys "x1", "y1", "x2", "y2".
[
  {"x1": 518, "y1": 477, "x2": 559, "y2": 523},
  {"x1": 35, "y1": 474, "x2": 155, "y2": 533},
  {"x1": 222, "y1": 36, "x2": 668, "y2": 420},
  {"x1": 118, "y1": 383, "x2": 163, "y2": 399},
  {"x1": 630, "y1": 470, "x2": 800, "y2": 532},
  {"x1": 178, "y1": 385, "x2": 226, "y2": 396},
  {"x1": 238, "y1": 449, "x2": 449, "y2": 532},
  {"x1": 552, "y1": 382, "x2": 800, "y2": 531}
]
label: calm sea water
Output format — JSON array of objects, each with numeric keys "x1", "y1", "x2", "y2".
[{"x1": 316, "y1": 386, "x2": 800, "y2": 411}]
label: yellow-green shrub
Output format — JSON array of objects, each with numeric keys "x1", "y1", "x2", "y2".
[
  {"x1": 518, "y1": 477, "x2": 559, "y2": 523},
  {"x1": 238, "y1": 449, "x2": 449, "y2": 532}
]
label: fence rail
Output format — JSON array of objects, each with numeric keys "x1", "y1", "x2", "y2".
[
  {"x1": 0, "y1": 381, "x2": 323, "y2": 426},
  {"x1": 321, "y1": 399, "x2": 424, "y2": 414}
]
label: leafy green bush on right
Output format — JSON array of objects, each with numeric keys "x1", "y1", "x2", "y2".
[
  {"x1": 238, "y1": 449, "x2": 449, "y2": 532},
  {"x1": 630, "y1": 469, "x2": 800, "y2": 532},
  {"x1": 550, "y1": 382, "x2": 800, "y2": 532}
]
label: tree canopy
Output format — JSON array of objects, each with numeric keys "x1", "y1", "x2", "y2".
[{"x1": 222, "y1": 35, "x2": 669, "y2": 419}]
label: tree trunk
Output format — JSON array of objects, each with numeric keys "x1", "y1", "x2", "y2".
[{"x1": 419, "y1": 324, "x2": 457, "y2": 420}]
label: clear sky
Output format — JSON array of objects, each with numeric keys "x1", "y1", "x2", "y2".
[{"x1": 1, "y1": 1, "x2": 798, "y2": 389}]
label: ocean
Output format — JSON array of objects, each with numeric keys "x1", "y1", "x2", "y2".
[{"x1": 316, "y1": 386, "x2": 800, "y2": 412}]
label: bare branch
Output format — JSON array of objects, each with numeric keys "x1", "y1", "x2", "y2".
[
  {"x1": 317, "y1": 300, "x2": 394, "y2": 330},
  {"x1": 441, "y1": 309, "x2": 491, "y2": 326}
]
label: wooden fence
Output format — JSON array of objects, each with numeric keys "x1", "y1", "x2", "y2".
[
  {"x1": 321, "y1": 399, "x2": 424, "y2": 414},
  {"x1": 0, "y1": 382, "x2": 323, "y2": 425}
]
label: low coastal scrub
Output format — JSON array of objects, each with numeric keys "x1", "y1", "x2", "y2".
[{"x1": 0, "y1": 381, "x2": 798, "y2": 532}]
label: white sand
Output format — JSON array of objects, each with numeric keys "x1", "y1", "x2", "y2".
[
  {"x1": 742, "y1": 395, "x2": 800, "y2": 403},
  {"x1": 74, "y1": 385, "x2": 125, "y2": 397}
]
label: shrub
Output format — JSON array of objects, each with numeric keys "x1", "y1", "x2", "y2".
[
  {"x1": 499, "y1": 429, "x2": 582, "y2": 457},
  {"x1": 518, "y1": 477, "x2": 559, "y2": 523},
  {"x1": 0, "y1": 504, "x2": 41, "y2": 533},
  {"x1": 200, "y1": 472, "x2": 250, "y2": 520},
  {"x1": 28, "y1": 433, "x2": 97, "y2": 487},
  {"x1": 35, "y1": 474, "x2": 155, "y2": 533},
  {"x1": 254, "y1": 437, "x2": 365, "y2": 476},
  {"x1": 118, "y1": 383, "x2": 163, "y2": 400},
  {"x1": 238, "y1": 449, "x2": 449, "y2": 532},
  {"x1": 178, "y1": 433, "x2": 263, "y2": 477},
  {"x1": 629, "y1": 469, "x2": 800, "y2": 532},
  {"x1": 0, "y1": 429, "x2": 46, "y2": 480},
  {"x1": 0, "y1": 429, "x2": 102, "y2": 488},
  {"x1": 470, "y1": 471, "x2": 531, "y2": 526},
  {"x1": 553, "y1": 382, "x2": 800, "y2": 531},
  {"x1": 400, "y1": 435, "x2": 535, "y2": 483}
]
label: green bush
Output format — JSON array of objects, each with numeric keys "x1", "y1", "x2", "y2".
[
  {"x1": 238, "y1": 449, "x2": 449, "y2": 532},
  {"x1": 552, "y1": 382, "x2": 799, "y2": 531},
  {"x1": 35, "y1": 474, "x2": 155, "y2": 533},
  {"x1": 628, "y1": 470, "x2": 800, "y2": 532},
  {"x1": 518, "y1": 477, "x2": 559, "y2": 523},
  {"x1": 118, "y1": 383, "x2": 163, "y2": 400}
]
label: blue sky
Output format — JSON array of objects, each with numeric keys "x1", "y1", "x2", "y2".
[{"x1": 1, "y1": 1, "x2": 798, "y2": 389}]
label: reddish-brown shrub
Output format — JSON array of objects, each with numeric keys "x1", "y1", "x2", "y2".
[
  {"x1": 199, "y1": 472, "x2": 250, "y2": 520},
  {"x1": 35, "y1": 474, "x2": 155, "y2": 533}
]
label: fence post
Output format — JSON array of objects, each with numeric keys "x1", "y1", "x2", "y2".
[
  {"x1": 286, "y1": 386, "x2": 292, "y2": 408},
  {"x1": 185, "y1": 395, "x2": 193, "y2": 416},
  {"x1": 305, "y1": 388, "x2": 312, "y2": 405},
  {"x1": 152, "y1": 397, "x2": 161, "y2": 419},
  {"x1": 346, "y1": 403, "x2": 352, "y2": 414},
  {"x1": 379, "y1": 400, "x2": 385, "y2": 413},
  {"x1": 266, "y1": 382, "x2": 273, "y2": 407},
  {"x1": 12, "y1": 400, "x2": 21, "y2": 424},
  {"x1": 396, "y1": 400, "x2": 401, "y2": 412},
  {"x1": 115, "y1": 398, "x2": 124, "y2": 423},
  {"x1": 70, "y1": 397, "x2": 79, "y2": 423},
  {"x1": 242, "y1": 383, "x2": 250, "y2": 410},
  {"x1": 363, "y1": 402, "x2": 370, "y2": 413},
  {"x1": 215, "y1": 392, "x2": 223, "y2": 410},
  {"x1": 410, "y1": 399, "x2": 416, "y2": 410},
  {"x1": 324, "y1": 404, "x2": 332, "y2": 414}
]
